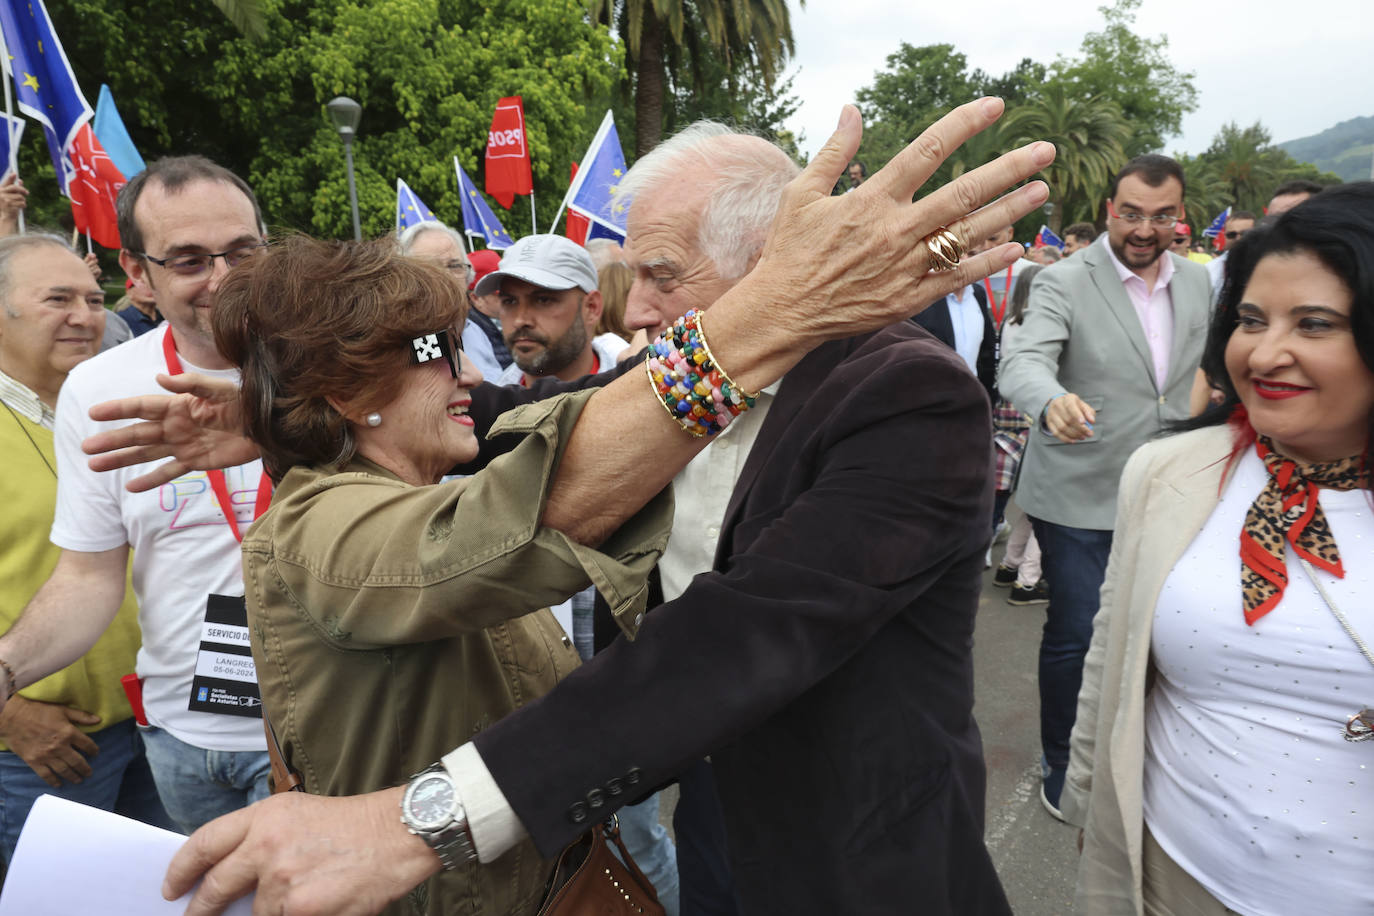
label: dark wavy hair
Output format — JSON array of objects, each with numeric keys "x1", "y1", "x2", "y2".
[
  {"x1": 1179, "y1": 183, "x2": 1374, "y2": 464},
  {"x1": 212, "y1": 234, "x2": 468, "y2": 480}
]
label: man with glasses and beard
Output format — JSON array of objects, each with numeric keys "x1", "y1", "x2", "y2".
[
  {"x1": 0, "y1": 156, "x2": 274, "y2": 834},
  {"x1": 998, "y1": 154, "x2": 1211, "y2": 823}
]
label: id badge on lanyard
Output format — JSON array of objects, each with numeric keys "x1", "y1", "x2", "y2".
[
  {"x1": 189, "y1": 594, "x2": 262, "y2": 718},
  {"x1": 163, "y1": 328, "x2": 271, "y2": 718}
]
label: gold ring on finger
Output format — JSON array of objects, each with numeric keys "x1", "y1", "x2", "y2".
[{"x1": 922, "y1": 226, "x2": 965, "y2": 272}]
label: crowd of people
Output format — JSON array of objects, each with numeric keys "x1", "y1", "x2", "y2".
[{"x1": 0, "y1": 91, "x2": 1367, "y2": 916}]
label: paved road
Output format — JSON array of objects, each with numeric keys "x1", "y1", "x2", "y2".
[{"x1": 977, "y1": 515, "x2": 1080, "y2": 915}]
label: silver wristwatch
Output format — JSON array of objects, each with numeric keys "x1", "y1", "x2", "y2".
[{"x1": 400, "y1": 763, "x2": 477, "y2": 869}]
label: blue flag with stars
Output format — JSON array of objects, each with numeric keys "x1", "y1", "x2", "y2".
[
  {"x1": 563, "y1": 110, "x2": 627, "y2": 241},
  {"x1": 1034, "y1": 225, "x2": 1065, "y2": 250},
  {"x1": 0, "y1": 0, "x2": 92, "y2": 195},
  {"x1": 1201, "y1": 206, "x2": 1230, "y2": 239},
  {"x1": 395, "y1": 178, "x2": 438, "y2": 232},
  {"x1": 453, "y1": 158, "x2": 514, "y2": 250}
]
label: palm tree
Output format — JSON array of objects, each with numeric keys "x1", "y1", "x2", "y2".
[
  {"x1": 211, "y1": 0, "x2": 266, "y2": 41},
  {"x1": 590, "y1": 0, "x2": 800, "y2": 156},
  {"x1": 1000, "y1": 84, "x2": 1130, "y2": 233},
  {"x1": 1205, "y1": 122, "x2": 1281, "y2": 212},
  {"x1": 1175, "y1": 153, "x2": 1231, "y2": 238}
]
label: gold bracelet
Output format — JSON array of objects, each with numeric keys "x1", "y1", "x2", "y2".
[
  {"x1": 644, "y1": 350, "x2": 708, "y2": 438},
  {"x1": 695, "y1": 310, "x2": 761, "y2": 402}
]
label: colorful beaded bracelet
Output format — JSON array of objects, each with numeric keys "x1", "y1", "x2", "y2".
[{"x1": 645, "y1": 309, "x2": 758, "y2": 438}]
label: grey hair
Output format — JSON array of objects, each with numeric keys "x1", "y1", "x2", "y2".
[
  {"x1": 397, "y1": 221, "x2": 474, "y2": 287},
  {"x1": 0, "y1": 233, "x2": 78, "y2": 318},
  {"x1": 583, "y1": 237, "x2": 624, "y2": 270},
  {"x1": 615, "y1": 122, "x2": 800, "y2": 280}
]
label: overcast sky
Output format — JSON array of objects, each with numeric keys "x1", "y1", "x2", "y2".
[{"x1": 781, "y1": 0, "x2": 1374, "y2": 166}]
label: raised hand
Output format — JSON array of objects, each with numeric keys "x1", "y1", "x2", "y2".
[{"x1": 83, "y1": 371, "x2": 257, "y2": 491}]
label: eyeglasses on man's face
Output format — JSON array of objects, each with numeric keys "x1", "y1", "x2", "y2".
[
  {"x1": 139, "y1": 241, "x2": 268, "y2": 277},
  {"x1": 1106, "y1": 201, "x2": 1179, "y2": 229},
  {"x1": 1225, "y1": 229, "x2": 1250, "y2": 241}
]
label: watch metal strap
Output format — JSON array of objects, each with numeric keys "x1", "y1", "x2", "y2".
[{"x1": 404, "y1": 764, "x2": 478, "y2": 869}]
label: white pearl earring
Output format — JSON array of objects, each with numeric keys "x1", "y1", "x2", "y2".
[{"x1": 365, "y1": 413, "x2": 382, "y2": 428}]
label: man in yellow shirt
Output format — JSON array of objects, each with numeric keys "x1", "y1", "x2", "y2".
[{"x1": 0, "y1": 234, "x2": 168, "y2": 863}]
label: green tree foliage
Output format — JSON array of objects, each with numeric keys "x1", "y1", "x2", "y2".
[
  {"x1": 1045, "y1": 0, "x2": 1197, "y2": 157},
  {"x1": 1001, "y1": 85, "x2": 1130, "y2": 233},
  {"x1": 211, "y1": 0, "x2": 267, "y2": 41},
  {"x1": 851, "y1": 44, "x2": 1047, "y2": 191},
  {"x1": 851, "y1": 1, "x2": 1198, "y2": 243},
  {"x1": 1192, "y1": 121, "x2": 1342, "y2": 215},
  {"x1": 590, "y1": 0, "x2": 800, "y2": 156},
  {"x1": 23, "y1": 0, "x2": 621, "y2": 243},
  {"x1": 1174, "y1": 153, "x2": 1229, "y2": 235},
  {"x1": 1278, "y1": 115, "x2": 1374, "y2": 183}
]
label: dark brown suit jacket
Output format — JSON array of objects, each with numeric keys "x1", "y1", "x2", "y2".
[{"x1": 464, "y1": 322, "x2": 1009, "y2": 915}]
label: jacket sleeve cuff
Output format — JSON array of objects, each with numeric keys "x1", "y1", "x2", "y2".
[{"x1": 441, "y1": 742, "x2": 527, "y2": 864}]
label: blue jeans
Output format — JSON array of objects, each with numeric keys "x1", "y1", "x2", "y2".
[
  {"x1": 138, "y1": 725, "x2": 271, "y2": 834},
  {"x1": 0, "y1": 718, "x2": 172, "y2": 864},
  {"x1": 615, "y1": 792, "x2": 681, "y2": 916},
  {"x1": 1029, "y1": 517, "x2": 1113, "y2": 774}
]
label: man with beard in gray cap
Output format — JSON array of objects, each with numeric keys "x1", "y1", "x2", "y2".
[{"x1": 476, "y1": 234, "x2": 629, "y2": 386}]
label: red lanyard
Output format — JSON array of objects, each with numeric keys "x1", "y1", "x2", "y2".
[
  {"x1": 984, "y1": 266, "x2": 1014, "y2": 328},
  {"x1": 161, "y1": 327, "x2": 271, "y2": 542}
]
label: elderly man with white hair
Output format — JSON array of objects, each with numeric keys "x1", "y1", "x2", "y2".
[{"x1": 81, "y1": 101, "x2": 1054, "y2": 916}]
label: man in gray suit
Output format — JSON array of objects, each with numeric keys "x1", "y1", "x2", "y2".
[{"x1": 998, "y1": 154, "x2": 1211, "y2": 820}]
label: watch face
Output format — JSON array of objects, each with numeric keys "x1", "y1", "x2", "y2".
[{"x1": 407, "y1": 774, "x2": 456, "y2": 830}]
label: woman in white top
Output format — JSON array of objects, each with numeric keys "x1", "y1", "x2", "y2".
[{"x1": 1064, "y1": 182, "x2": 1374, "y2": 916}]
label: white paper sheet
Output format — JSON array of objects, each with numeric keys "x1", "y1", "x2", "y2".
[{"x1": 0, "y1": 795, "x2": 253, "y2": 915}]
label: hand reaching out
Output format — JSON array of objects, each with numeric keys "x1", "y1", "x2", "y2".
[{"x1": 83, "y1": 371, "x2": 259, "y2": 491}]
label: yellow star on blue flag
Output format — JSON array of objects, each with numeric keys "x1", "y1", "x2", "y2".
[
  {"x1": 563, "y1": 110, "x2": 628, "y2": 242},
  {"x1": 395, "y1": 178, "x2": 440, "y2": 232},
  {"x1": 0, "y1": 0, "x2": 92, "y2": 195},
  {"x1": 453, "y1": 158, "x2": 513, "y2": 250}
]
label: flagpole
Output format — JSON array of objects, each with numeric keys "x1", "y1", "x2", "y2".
[
  {"x1": 453, "y1": 157, "x2": 476, "y2": 253},
  {"x1": 0, "y1": 29, "x2": 24, "y2": 234},
  {"x1": 84, "y1": 228, "x2": 92, "y2": 254},
  {"x1": 529, "y1": 194, "x2": 536, "y2": 237},
  {"x1": 550, "y1": 110, "x2": 614, "y2": 238}
]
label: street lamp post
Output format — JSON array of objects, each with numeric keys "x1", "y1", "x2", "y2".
[{"x1": 326, "y1": 96, "x2": 363, "y2": 241}]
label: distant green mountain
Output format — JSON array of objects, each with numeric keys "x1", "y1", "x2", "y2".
[{"x1": 1278, "y1": 115, "x2": 1373, "y2": 183}]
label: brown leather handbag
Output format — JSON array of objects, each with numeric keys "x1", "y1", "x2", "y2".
[{"x1": 537, "y1": 816, "x2": 666, "y2": 916}]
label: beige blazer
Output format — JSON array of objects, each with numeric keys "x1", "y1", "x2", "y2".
[{"x1": 1061, "y1": 424, "x2": 1238, "y2": 915}]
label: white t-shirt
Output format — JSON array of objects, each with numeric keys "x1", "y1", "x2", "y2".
[
  {"x1": 496, "y1": 332, "x2": 629, "y2": 386},
  {"x1": 1144, "y1": 447, "x2": 1374, "y2": 914},
  {"x1": 51, "y1": 326, "x2": 266, "y2": 752}
]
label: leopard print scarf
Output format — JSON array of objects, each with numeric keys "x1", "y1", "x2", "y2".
[{"x1": 1240, "y1": 437, "x2": 1369, "y2": 625}]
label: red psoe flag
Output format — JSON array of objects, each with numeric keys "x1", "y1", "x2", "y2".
[
  {"x1": 484, "y1": 96, "x2": 532, "y2": 209},
  {"x1": 69, "y1": 123, "x2": 125, "y2": 249}
]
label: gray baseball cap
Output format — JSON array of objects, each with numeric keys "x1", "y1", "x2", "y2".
[{"x1": 473, "y1": 234, "x2": 599, "y2": 297}]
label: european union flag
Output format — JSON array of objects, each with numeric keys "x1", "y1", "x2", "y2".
[
  {"x1": 0, "y1": 112, "x2": 23, "y2": 177},
  {"x1": 562, "y1": 111, "x2": 628, "y2": 241},
  {"x1": 395, "y1": 178, "x2": 438, "y2": 232},
  {"x1": 453, "y1": 158, "x2": 514, "y2": 250},
  {"x1": 0, "y1": 0, "x2": 92, "y2": 195},
  {"x1": 1034, "y1": 225, "x2": 1065, "y2": 250},
  {"x1": 1201, "y1": 206, "x2": 1230, "y2": 239}
]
